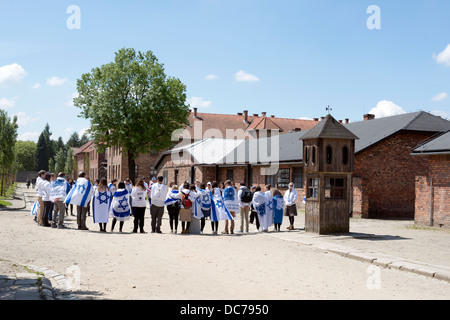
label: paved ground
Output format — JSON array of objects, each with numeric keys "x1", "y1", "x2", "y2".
[{"x1": 1, "y1": 183, "x2": 449, "y2": 301}]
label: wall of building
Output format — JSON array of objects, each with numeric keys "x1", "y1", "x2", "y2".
[
  {"x1": 352, "y1": 131, "x2": 432, "y2": 219},
  {"x1": 415, "y1": 154, "x2": 450, "y2": 228}
]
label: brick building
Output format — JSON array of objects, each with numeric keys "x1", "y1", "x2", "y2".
[
  {"x1": 72, "y1": 140, "x2": 106, "y2": 181},
  {"x1": 412, "y1": 130, "x2": 450, "y2": 228},
  {"x1": 155, "y1": 111, "x2": 450, "y2": 219},
  {"x1": 105, "y1": 109, "x2": 318, "y2": 183}
]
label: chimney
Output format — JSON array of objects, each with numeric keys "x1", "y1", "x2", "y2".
[
  {"x1": 253, "y1": 114, "x2": 259, "y2": 117},
  {"x1": 243, "y1": 110, "x2": 249, "y2": 123},
  {"x1": 321, "y1": 116, "x2": 325, "y2": 121},
  {"x1": 193, "y1": 108, "x2": 198, "y2": 118},
  {"x1": 313, "y1": 118, "x2": 319, "y2": 122},
  {"x1": 345, "y1": 118, "x2": 349, "y2": 124},
  {"x1": 363, "y1": 114, "x2": 375, "y2": 121},
  {"x1": 261, "y1": 112, "x2": 267, "y2": 117},
  {"x1": 270, "y1": 115, "x2": 275, "y2": 118},
  {"x1": 338, "y1": 120, "x2": 343, "y2": 124},
  {"x1": 237, "y1": 112, "x2": 243, "y2": 116}
]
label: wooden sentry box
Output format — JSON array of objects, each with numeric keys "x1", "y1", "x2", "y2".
[{"x1": 302, "y1": 114, "x2": 358, "y2": 234}]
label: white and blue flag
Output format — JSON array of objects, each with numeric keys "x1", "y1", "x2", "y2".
[
  {"x1": 64, "y1": 177, "x2": 93, "y2": 208},
  {"x1": 92, "y1": 189, "x2": 112, "y2": 224},
  {"x1": 50, "y1": 177, "x2": 71, "y2": 202},
  {"x1": 223, "y1": 186, "x2": 239, "y2": 213},
  {"x1": 210, "y1": 189, "x2": 234, "y2": 222},
  {"x1": 30, "y1": 201, "x2": 39, "y2": 216},
  {"x1": 110, "y1": 189, "x2": 131, "y2": 221}
]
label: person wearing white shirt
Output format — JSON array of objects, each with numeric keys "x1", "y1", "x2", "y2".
[
  {"x1": 150, "y1": 176, "x2": 168, "y2": 233},
  {"x1": 283, "y1": 182, "x2": 298, "y2": 230},
  {"x1": 41, "y1": 172, "x2": 53, "y2": 227},
  {"x1": 35, "y1": 170, "x2": 46, "y2": 226},
  {"x1": 238, "y1": 182, "x2": 252, "y2": 233},
  {"x1": 131, "y1": 179, "x2": 148, "y2": 233}
]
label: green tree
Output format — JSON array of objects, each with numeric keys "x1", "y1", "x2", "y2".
[
  {"x1": 15, "y1": 141, "x2": 37, "y2": 171},
  {"x1": 66, "y1": 132, "x2": 81, "y2": 148},
  {"x1": 64, "y1": 148, "x2": 76, "y2": 179},
  {"x1": 0, "y1": 110, "x2": 18, "y2": 195},
  {"x1": 74, "y1": 48, "x2": 190, "y2": 182},
  {"x1": 54, "y1": 148, "x2": 66, "y2": 174},
  {"x1": 35, "y1": 132, "x2": 49, "y2": 171}
]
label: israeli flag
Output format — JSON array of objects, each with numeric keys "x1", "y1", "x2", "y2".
[
  {"x1": 199, "y1": 189, "x2": 212, "y2": 210},
  {"x1": 50, "y1": 178, "x2": 71, "y2": 202},
  {"x1": 193, "y1": 192, "x2": 204, "y2": 220},
  {"x1": 223, "y1": 186, "x2": 239, "y2": 212},
  {"x1": 110, "y1": 189, "x2": 131, "y2": 221},
  {"x1": 30, "y1": 201, "x2": 39, "y2": 216},
  {"x1": 252, "y1": 191, "x2": 273, "y2": 231},
  {"x1": 165, "y1": 190, "x2": 181, "y2": 206},
  {"x1": 210, "y1": 189, "x2": 234, "y2": 222},
  {"x1": 64, "y1": 178, "x2": 93, "y2": 208}
]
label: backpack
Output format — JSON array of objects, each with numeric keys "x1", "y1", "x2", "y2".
[
  {"x1": 240, "y1": 188, "x2": 253, "y2": 203},
  {"x1": 182, "y1": 193, "x2": 192, "y2": 209}
]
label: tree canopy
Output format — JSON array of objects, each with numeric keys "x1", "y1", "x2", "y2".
[{"x1": 74, "y1": 48, "x2": 190, "y2": 181}]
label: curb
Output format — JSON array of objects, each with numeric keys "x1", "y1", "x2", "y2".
[
  {"x1": 24, "y1": 264, "x2": 79, "y2": 300},
  {"x1": 268, "y1": 233, "x2": 450, "y2": 283}
]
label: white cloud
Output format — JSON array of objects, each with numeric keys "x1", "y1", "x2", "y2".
[
  {"x1": 18, "y1": 131, "x2": 40, "y2": 142},
  {"x1": 65, "y1": 91, "x2": 79, "y2": 107},
  {"x1": 14, "y1": 112, "x2": 39, "y2": 126},
  {"x1": 235, "y1": 70, "x2": 260, "y2": 82},
  {"x1": 0, "y1": 96, "x2": 18, "y2": 109},
  {"x1": 31, "y1": 83, "x2": 41, "y2": 89},
  {"x1": 187, "y1": 97, "x2": 212, "y2": 108},
  {"x1": 65, "y1": 127, "x2": 75, "y2": 134},
  {"x1": 433, "y1": 44, "x2": 450, "y2": 67},
  {"x1": 0, "y1": 63, "x2": 27, "y2": 86},
  {"x1": 205, "y1": 74, "x2": 218, "y2": 80},
  {"x1": 46, "y1": 76, "x2": 70, "y2": 86},
  {"x1": 79, "y1": 127, "x2": 90, "y2": 137},
  {"x1": 369, "y1": 100, "x2": 407, "y2": 118},
  {"x1": 431, "y1": 92, "x2": 448, "y2": 102},
  {"x1": 431, "y1": 110, "x2": 449, "y2": 119}
]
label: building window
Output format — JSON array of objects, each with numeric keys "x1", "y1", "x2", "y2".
[
  {"x1": 292, "y1": 167, "x2": 304, "y2": 188},
  {"x1": 277, "y1": 168, "x2": 290, "y2": 189},
  {"x1": 307, "y1": 177, "x2": 319, "y2": 199},
  {"x1": 312, "y1": 146, "x2": 316, "y2": 165},
  {"x1": 226, "y1": 169, "x2": 234, "y2": 182},
  {"x1": 265, "y1": 174, "x2": 276, "y2": 188},
  {"x1": 326, "y1": 146, "x2": 332, "y2": 165},
  {"x1": 342, "y1": 146, "x2": 349, "y2": 165},
  {"x1": 325, "y1": 177, "x2": 345, "y2": 199},
  {"x1": 304, "y1": 146, "x2": 309, "y2": 165},
  {"x1": 163, "y1": 170, "x2": 168, "y2": 185}
]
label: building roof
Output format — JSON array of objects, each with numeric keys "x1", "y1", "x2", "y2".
[
  {"x1": 180, "y1": 110, "x2": 318, "y2": 140},
  {"x1": 301, "y1": 114, "x2": 359, "y2": 140},
  {"x1": 412, "y1": 130, "x2": 450, "y2": 155},
  {"x1": 73, "y1": 140, "x2": 95, "y2": 156},
  {"x1": 344, "y1": 111, "x2": 450, "y2": 153}
]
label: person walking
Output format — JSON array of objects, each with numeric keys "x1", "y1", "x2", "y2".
[
  {"x1": 272, "y1": 189, "x2": 284, "y2": 231},
  {"x1": 50, "y1": 172, "x2": 71, "y2": 229},
  {"x1": 92, "y1": 178, "x2": 112, "y2": 232},
  {"x1": 150, "y1": 176, "x2": 168, "y2": 233},
  {"x1": 283, "y1": 182, "x2": 298, "y2": 230},
  {"x1": 222, "y1": 180, "x2": 239, "y2": 234},
  {"x1": 165, "y1": 184, "x2": 182, "y2": 233},
  {"x1": 110, "y1": 181, "x2": 131, "y2": 232},
  {"x1": 130, "y1": 179, "x2": 147, "y2": 233},
  {"x1": 238, "y1": 182, "x2": 252, "y2": 233}
]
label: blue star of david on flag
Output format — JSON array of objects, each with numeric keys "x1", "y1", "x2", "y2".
[
  {"x1": 267, "y1": 200, "x2": 274, "y2": 210},
  {"x1": 76, "y1": 184, "x2": 86, "y2": 194},
  {"x1": 118, "y1": 198, "x2": 129, "y2": 211},
  {"x1": 216, "y1": 200, "x2": 224, "y2": 209},
  {"x1": 97, "y1": 192, "x2": 110, "y2": 205}
]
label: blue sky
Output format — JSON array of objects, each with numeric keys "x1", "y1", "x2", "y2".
[{"x1": 1, "y1": 0, "x2": 449, "y2": 142}]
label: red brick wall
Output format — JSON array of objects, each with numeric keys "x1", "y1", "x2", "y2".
[
  {"x1": 353, "y1": 131, "x2": 432, "y2": 218},
  {"x1": 415, "y1": 155, "x2": 450, "y2": 228}
]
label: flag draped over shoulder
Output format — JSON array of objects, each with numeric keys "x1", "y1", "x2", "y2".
[
  {"x1": 252, "y1": 191, "x2": 273, "y2": 231},
  {"x1": 210, "y1": 188, "x2": 234, "y2": 222},
  {"x1": 273, "y1": 194, "x2": 284, "y2": 224},
  {"x1": 64, "y1": 178, "x2": 93, "y2": 208},
  {"x1": 50, "y1": 178, "x2": 71, "y2": 202},
  {"x1": 92, "y1": 189, "x2": 112, "y2": 224},
  {"x1": 223, "y1": 186, "x2": 239, "y2": 213},
  {"x1": 165, "y1": 189, "x2": 181, "y2": 206},
  {"x1": 192, "y1": 191, "x2": 203, "y2": 220},
  {"x1": 110, "y1": 189, "x2": 131, "y2": 222}
]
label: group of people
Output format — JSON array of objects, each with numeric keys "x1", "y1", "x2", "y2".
[{"x1": 31, "y1": 169, "x2": 300, "y2": 235}]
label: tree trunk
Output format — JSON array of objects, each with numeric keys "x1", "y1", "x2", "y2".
[{"x1": 127, "y1": 150, "x2": 136, "y2": 184}]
